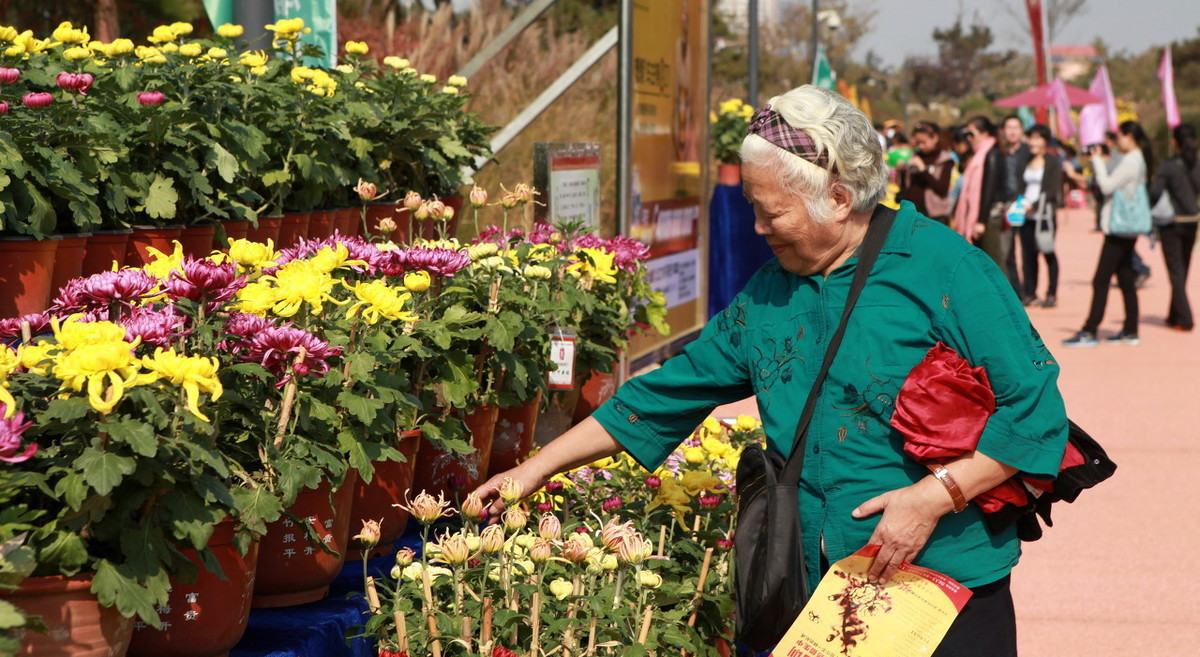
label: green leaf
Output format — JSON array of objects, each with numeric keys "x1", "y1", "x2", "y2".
[
  {"x1": 209, "y1": 143, "x2": 239, "y2": 183},
  {"x1": 41, "y1": 398, "x2": 91, "y2": 424},
  {"x1": 144, "y1": 174, "x2": 178, "y2": 219},
  {"x1": 75, "y1": 447, "x2": 136, "y2": 496},
  {"x1": 261, "y1": 169, "x2": 291, "y2": 187},
  {"x1": 230, "y1": 486, "x2": 284, "y2": 535},
  {"x1": 105, "y1": 419, "x2": 158, "y2": 457},
  {"x1": 0, "y1": 600, "x2": 26, "y2": 630},
  {"x1": 336, "y1": 390, "x2": 385, "y2": 425},
  {"x1": 92, "y1": 560, "x2": 161, "y2": 627}
]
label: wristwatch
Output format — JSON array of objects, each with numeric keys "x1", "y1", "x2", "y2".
[{"x1": 927, "y1": 463, "x2": 968, "y2": 514}]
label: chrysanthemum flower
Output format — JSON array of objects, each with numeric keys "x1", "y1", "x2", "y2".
[
  {"x1": 51, "y1": 316, "x2": 132, "y2": 351},
  {"x1": 0, "y1": 312, "x2": 53, "y2": 340},
  {"x1": 119, "y1": 304, "x2": 188, "y2": 348},
  {"x1": 241, "y1": 326, "x2": 341, "y2": 384},
  {"x1": 51, "y1": 339, "x2": 146, "y2": 414},
  {"x1": 0, "y1": 404, "x2": 35, "y2": 463},
  {"x1": 343, "y1": 280, "x2": 418, "y2": 324},
  {"x1": 140, "y1": 348, "x2": 222, "y2": 421},
  {"x1": 77, "y1": 269, "x2": 160, "y2": 307},
  {"x1": 164, "y1": 257, "x2": 246, "y2": 303}
]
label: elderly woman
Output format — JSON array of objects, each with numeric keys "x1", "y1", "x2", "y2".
[{"x1": 477, "y1": 86, "x2": 1068, "y2": 656}]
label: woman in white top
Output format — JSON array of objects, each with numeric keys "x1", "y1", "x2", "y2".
[
  {"x1": 1064, "y1": 121, "x2": 1155, "y2": 347},
  {"x1": 1017, "y1": 125, "x2": 1062, "y2": 308}
]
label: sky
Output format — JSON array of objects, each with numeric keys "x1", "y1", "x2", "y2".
[{"x1": 843, "y1": 0, "x2": 1200, "y2": 68}]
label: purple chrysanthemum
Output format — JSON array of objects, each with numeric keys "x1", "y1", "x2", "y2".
[
  {"x1": 220, "y1": 312, "x2": 282, "y2": 355},
  {"x1": 241, "y1": 325, "x2": 342, "y2": 385},
  {"x1": 402, "y1": 248, "x2": 471, "y2": 277},
  {"x1": 119, "y1": 304, "x2": 188, "y2": 347},
  {"x1": 76, "y1": 270, "x2": 159, "y2": 306},
  {"x1": 0, "y1": 405, "x2": 36, "y2": 464},
  {"x1": 605, "y1": 235, "x2": 651, "y2": 271},
  {"x1": 163, "y1": 258, "x2": 246, "y2": 303},
  {"x1": 0, "y1": 313, "x2": 53, "y2": 341}
]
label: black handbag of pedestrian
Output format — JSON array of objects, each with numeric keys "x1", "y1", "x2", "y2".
[{"x1": 733, "y1": 205, "x2": 896, "y2": 650}]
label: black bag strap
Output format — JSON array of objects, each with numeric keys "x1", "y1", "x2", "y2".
[{"x1": 780, "y1": 204, "x2": 897, "y2": 485}]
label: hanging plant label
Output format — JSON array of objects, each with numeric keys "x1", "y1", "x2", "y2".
[{"x1": 548, "y1": 327, "x2": 577, "y2": 390}]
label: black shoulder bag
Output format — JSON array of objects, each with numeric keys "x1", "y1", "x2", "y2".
[{"x1": 734, "y1": 205, "x2": 896, "y2": 650}]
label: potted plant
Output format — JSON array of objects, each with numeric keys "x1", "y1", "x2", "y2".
[{"x1": 710, "y1": 98, "x2": 753, "y2": 186}]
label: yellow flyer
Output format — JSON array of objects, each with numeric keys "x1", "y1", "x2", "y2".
[{"x1": 770, "y1": 546, "x2": 972, "y2": 657}]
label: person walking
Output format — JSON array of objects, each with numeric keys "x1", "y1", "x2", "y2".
[
  {"x1": 479, "y1": 86, "x2": 1070, "y2": 657},
  {"x1": 1017, "y1": 125, "x2": 1062, "y2": 307},
  {"x1": 903, "y1": 121, "x2": 955, "y2": 225},
  {"x1": 1149, "y1": 123, "x2": 1200, "y2": 332},
  {"x1": 1065, "y1": 121, "x2": 1155, "y2": 347},
  {"x1": 953, "y1": 118, "x2": 1008, "y2": 270}
]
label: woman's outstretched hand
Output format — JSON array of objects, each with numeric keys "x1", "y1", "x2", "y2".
[
  {"x1": 851, "y1": 478, "x2": 952, "y2": 584},
  {"x1": 473, "y1": 462, "x2": 549, "y2": 518}
]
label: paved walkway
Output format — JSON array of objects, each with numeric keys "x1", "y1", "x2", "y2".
[{"x1": 714, "y1": 207, "x2": 1200, "y2": 653}]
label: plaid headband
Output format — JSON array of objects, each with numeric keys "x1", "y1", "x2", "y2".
[{"x1": 748, "y1": 105, "x2": 831, "y2": 170}]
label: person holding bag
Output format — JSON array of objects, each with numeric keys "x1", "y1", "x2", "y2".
[
  {"x1": 475, "y1": 87, "x2": 1069, "y2": 657},
  {"x1": 1064, "y1": 120, "x2": 1155, "y2": 347},
  {"x1": 1148, "y1": 123, "x2": 1200, "y2": 332},
  {"x1": 1016, "y1": 124, "x2": 1062, "y2": 308}
]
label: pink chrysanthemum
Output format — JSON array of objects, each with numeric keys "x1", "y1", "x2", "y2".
[
  {"x1": 119, "y1": 304, "x2": 188, "y2": 347},
  {"x1": 164, "y1": 258, "x2": 246, "y2": 303},
  {"x1": 76, "y1": 270, "x2": 159, "y2": 306},
  {"x1": 241, "y1": 325, "x2": 342, "y2": 385},
  {"x1": 0, "y1": 313, "x2": 53, "y2": 341},
  {"x1": 0, "y1": 405, "x2": 36, "y2": 464}
]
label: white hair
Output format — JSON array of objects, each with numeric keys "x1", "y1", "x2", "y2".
[{"x1": 739, "y1": 86, "x2": 888, "y2": 223}]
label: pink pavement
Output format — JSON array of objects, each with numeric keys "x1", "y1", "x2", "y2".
[{"x1": 713, "y1": 207, "x2": 1200, "y2": 653}]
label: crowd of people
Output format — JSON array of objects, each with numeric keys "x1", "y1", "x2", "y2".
[{"x1": 878, "y1": 115, "x2": 1200, "y2": 345}]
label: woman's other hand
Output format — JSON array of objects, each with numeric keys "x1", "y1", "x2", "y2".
[{"x1": 851, "y1": 478, "x2": 953, "y2": 584}]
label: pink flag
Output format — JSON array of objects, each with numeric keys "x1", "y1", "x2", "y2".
[
  {"x1": 1078, "y1": 64, "x2": 1117, "y2": 147},
  {"x1": 1051, "y1": 78, "x2": 1076, "y2": 138},
  {"x1": 1159, "y1": 45, "x2": 1181, "y2": 128}
]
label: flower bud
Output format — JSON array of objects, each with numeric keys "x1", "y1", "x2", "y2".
[
  {"x1": 217, "y1": 23, "x2": 245, "y2": 38},
  {"x1": 502, "y1": 506, "x2": 528, "y2": 531},
  {"x1": 645, "y1": 476, "x2": 662, "y2": 489},
  {"x1": 514, "y1": 533, "x2": 534, "y2": 549},
  {"x1": 442, "y1": 86, "x2": 459, "y2": 95},
  {"x1": 353, "y1": 178, "x2": 380, "y2": 202},
  {"x1": 0, "y1": 68, "x2": 20, "y2": 84},
  {"x1": 179, "y1": 42, "x2": 203, "y2": 57},
  {"x1": 432, "y1": 532, "x2": 472, "y2": 566},
  {"x1": 514, "y1": 183, "x2": 537, "y2": 204},
  {"x1": 616, "y1": 534, "x2": 652, "y2": 565},
  {"x1": 717, "y1": 538, "x2": 734, "y2": 550},
  {"x1": 537, "y1": 513, "x2": 561, "y2": 541},
  {"x1": 137, "y1": 91, "x2": 164, "y2": 106},
  {"x1": 397, "y1": 490, "x2": 452, "y2": 525},
  {"x1": 376, "y1": 217, "x2": 398, "y2": 234},
  {"x1": 345, "y1": 40, "x2": 369, "y2": 55},
  {"x1": 548, "y1": 577, "x2": 573, "y2": 600},
  {"x1": 403, "y1": 270, "x2": 431, "y2": 293},
  {"x1": 441, "y1": 205, "x2": 455, "y2": 220},
  {"x1": 469, "y1": 185, "x2": 488, "y2": 207},
  {"x1": 468, "y1": 242, "x2": 499, "y2": 260},
  {"x1": 601, "y1": 495, "x2": 622, "y2": 511},
  {"x1": 447, "y1": 75, "x2": 468, "y2": 87},
  {"x1": 637, "y1": 570, "x2": 663, "y2": 589},
  {"x1": 395, "y1": 547, "x2": 416, "y2": 566},
  {"x1": 545, "y1": 480, "x2": 564, "y2": 493},
  {"x1": 528, "y1": 537, "x2": 553, "y2": 563},
  {"x1": 536, "y1": 501, "x2": 553, "y2": 512},
  {"x1": 600, "y1": 518, "x2": 633, "y2": 551},
  {"x1": 419, "y1": 73, "x2": 437, "y2": 83},
  {"x1": 493, "y1": 646, "x2": 519, "y2": 657},
  {"x1": 0, "y1": 102, "x2": 8, "y2": 115},
  {"x1": 353, "y1": 519, "x2": 382, "y2": 548},
  {"x1": 499, "y1": 477, "x2": 525, "y2": 505},
  {"x1": 390, "y1": 565, "x2": 402, "y2": 579},
  {"x1": 561, "y1": 535, "x2": 590, "y2": 563},
  {"x1": 461, "y1": 492, "x2": 485, "y2": 519},
  {"x1": 425, "y1": 200, "x2": 446, "y2": 221},
  {"x1": 207, "y1": 47, "x2": 228, "y2": 59},
  {"x1": 413, "y1": 202, "x2": 431, "y2": 221},
  {"x1": 63, "y1": 46, "x2": 92, "y2": 61},
  {"x1": 699, "y1": 493, "x2": 722, "y2": 508},
  {"x1": 523, "y1": 265, "x2": 552, "y2": 280},
  {"x1": 479, "y1": 524, "x2": 506, "y2": 554},
  {"x1": 499, "y1": 191, "x2": 519, "y2": 209},
  {"x1": 402, "y1": 190, "x2": 422, "y2": 211},
  {"x1": 21, "y1": 93, "x2": 53, "y2": 108}
]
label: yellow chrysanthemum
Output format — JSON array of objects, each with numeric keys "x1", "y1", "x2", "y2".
[
  {"x1": 648, "y1": 476, "x2": 692, "y2": 520},
  {"x1": 701, "y1": 436, "x2": 729, "y2": 458},
  {"x1": 52, "y1": 340, "x2": 146, "y2": 414},
  {"x1": 344, "y1": 280, "x2": 418, "y2": 325},
  {"x1": 0, "y1": 346, "x2": 20, "y2": 378},
  {"x1": 403, "y1": 271, "x2": 431, "y2": 292},
  {"x1": 140, "y1": 348, "x2": 222, "y2": 421},
  {"x1": 269, "y1": 261, "x2": 343, "y2": 317},
  {"x1": 566, "y1": 248, "x2": 618, "y2": 284},
  {"x1": 63, "y1": 46, "x2": 92, "y2": 61},
  {"x1": 683, "y1": 447, "x2": 706, "y2": 465},
  {"x1": 234, "y1": 280, "x2": 278, "y2": 316},
  {"x1": 217, "y1": 24, "x2": 244, "y2": 38},
  {"x1": 718, "y1": 98, "x2": 745, "y2": 115},
  {"x1": 178, "y1": 42, "x2": 202, "y2": 57},
  {"x1": 17, "y1": 342, "x2": 57, "y2": 376},
  {"x1": 140, "y1": 241, "x2": 185, "y2": 280},
  {"x1": 344, "y1": 40, "x2": 369, "y2": 55},
  {"x1": 51, "y1": 21, "x2": 89, "y2": 45},
  {"x1": 265, "y1": 17, "x2": 307, "y2": 37},
  {"x1": 734, "y1": 414, "x2": 759, "y2": 431},
  {"x1": 701, "y1": 417, "x2": 724, "y2": 435},
  {"x1": 227, "y1": 238, "x2": 278, "y2": 270},
  {"x1": 680, "y1": 470, "x2": 723, "y2": 494},
  {"x1": 168, "y1": 22, "x2": 194, "y2": 36},
  {"x1": 239, "y1": 50, "x2": 268, "y2": 68},
  {"x1": 447, "y1": 75, "x2": 467, "y2": 87},
  {"x1": 107, "y1": 38, "x2": 134, "y2": 55},
  {"x1": 307, "y1": 242, "x2": 366, "y2": 274},
  {"x1": 206, "y1": 47, "x2": 227, "y2": 59},
  {"x1": 146, "y1": 25, "x2": 177, "y2": 44},
  {"x1": 51, "y1": 316, "x2": 132, "y2": 351}
]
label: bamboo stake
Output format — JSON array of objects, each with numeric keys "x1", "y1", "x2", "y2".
[
  {"x1": 586, "y1": 617, "x2": 598, "y2": 655},
  {"x1": 563, "y1": 575, "x2": 582, "y2": 649},
  {"x1": 394, "y1": 610, "x2": 410, "y2": 653},
  {"x1": 481, "y1": 596, "x2": 493, "y2": 648},
  {"x1": 657, "y1": 525, "x2": 667, "y2": 557},
  {"x1": 421, "y1": 568, "x2": 443, "y2": 657},
  {"x1": 365, "y1": 576, "x2": 382, "y2": 613},
  {"x1": 461, "y1": 615, "x2": 472, "y2": 647},
  {"x1": 19, "y1": 320, "x2": 30, "y2": 343},
  {"x1": 530, "y1": 588, "x2": 542, "y2": 656},
  {"x1": 686, "y1": 548, "x2": 715, "y2": 627},
  {"x1": 272, "y1": 347, "x2": 308, "y2": 449},
  {"x1": 636, "y1": 605, "x2": 654, "y2": 644}
]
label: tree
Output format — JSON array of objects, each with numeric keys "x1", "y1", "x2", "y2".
[{"x1": 906, "y1": 15, "x2": 1000, "y2": 101}]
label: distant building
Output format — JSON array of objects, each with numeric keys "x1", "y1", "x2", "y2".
[
  {"x1": 715, "y1": 0, "x2": 781, "y2": 33},
  {"x1": 1050, "y1": 44, "x2": 1100, "y2": 82}
]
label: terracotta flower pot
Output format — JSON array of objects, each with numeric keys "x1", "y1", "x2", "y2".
[
  {"x1": 244, "y1": 216, "x2": 282, "y2": 246},
  {"x1": 128, "y1": 519, "x2": 260, "y2": 657},
  {"x1": 334, "y1": 207, "x2": 359, "y2": 237},
  {"x1": 277, "y1": 212, "x2": 311, "y2": 249},
  {"x1": 489, "y1": 392, "x2": 543, "y2": 478},
  {"x1": 717, "y1": 163, "x2": 741, "y2": 186},
  {"x1": 125, "y1": 225, "x2": 183, "y2": 267},
  {"x1": 572, "y1": 366, "x2": 619, "y2": 425},
  {"x1": 411, "y1": 405, "x2": 500, "y2": 500},
  {"x1": 81, "y1": 230, "x2": 132, "y2": 276},
  {"x1": 2, "y1": 573, "x2": 133, "y2": 657},
  {"x1": 0, "y1": 236, "x2": 60, "y2": 318},
  {"x1": 307, "y1": 209, "x2": 336, "y2": 241},
  {"x1": 251, "y1": 471, "x2": 358, "y2": 608},
  {"x1": 214, "y1": 219, "x2": 250, "y2": 249},
  {"x1": 347, "y1": 429, "x2": 423, "y2": 560},
  {"x1": 50, "y1": 233, "x2": 91, "y2": 298},
  {"x1": 178, "y1": 224, "x2": 217, "y2": 259}
]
